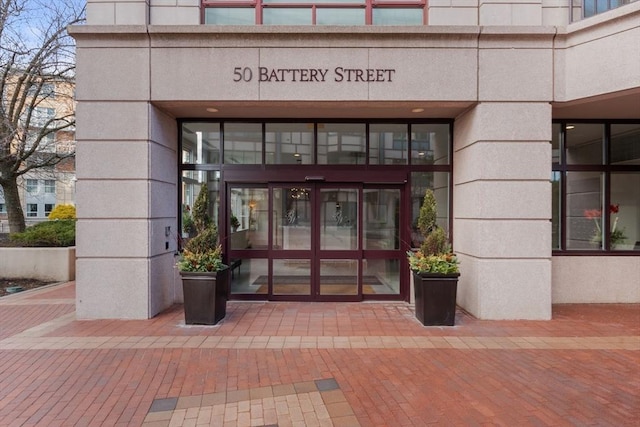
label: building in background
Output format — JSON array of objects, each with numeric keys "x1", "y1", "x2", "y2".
[
  {"x1": 0, "y1": 79, "x2": 76, "y2": 230},
  {"x1": 69, "y1": 0, "x2": 639, "y2": 320}
]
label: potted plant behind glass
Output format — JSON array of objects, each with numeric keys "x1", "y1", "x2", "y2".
[
  {"x1": 407, "y1": 189, "x2": 460, "y2": 326},
  {"x1": 176, "y1": 183, "x2": 229, "y2": 325}
]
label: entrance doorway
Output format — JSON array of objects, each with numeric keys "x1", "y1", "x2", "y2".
[{"x1": 228, "y1": 183, "x2": 403, "y2": 301}]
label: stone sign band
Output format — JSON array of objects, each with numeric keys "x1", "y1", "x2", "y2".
[{"x1": 233, "y1": 66, "x2": 396, "y2": 83}]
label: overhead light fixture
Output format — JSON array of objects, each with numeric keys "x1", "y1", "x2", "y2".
[
  {"x1": 206, "y1": 107, "x2": 219, "y2": 113},
  {"x1": 293, "y1": 153, "x2": 301, "y2": 157},
  {"x1": 566, "y1": 125, "x2": 575, "y2": 130},
  {"x1": 418, "y1": 151, "x2": 425, "y2": 157},
  {"x1": 412, "y1": 108, "x2": 425, "y2": 113}
]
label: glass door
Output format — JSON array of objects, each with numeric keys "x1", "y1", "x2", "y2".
[{"x1": 228, "y1": 183, "x2": 403, "y2": 301}]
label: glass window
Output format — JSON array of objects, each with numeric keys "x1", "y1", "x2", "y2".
[
  {"x1": 411, "y1": 172, "x2": 450, "y2": 248},
  {"x1": 566, "y1": 123, "x2": 603, "y2": 165},
  {"x1": 369, "y1": 124, "x2": 408, "y2": 165},
  {"x1": 230, "y1": 259, "x2": 268, "y2": 294},
  {"x1": 44, "y1": 180, "x2": 55, "y2": 193},
  {"x1": 552, "y1": 172, "x2": 561, "y2": 250},
  {"x1": 373, "y1": 8, "x2": 423, "y2": 25},
  {"x1": 317, "y1": 123, "x2": 366, "y2": 165},
  {"x1": 45, "y1": 204, "x2": 54, "y2": 217},
  {"x1": 265, "y1": 123, "x2": 314, "y2": 164},
  {"x1": 552, "y1": 123, "x2": 561, "y2": 164},
  {"x1": 566, "y1": 171, "x2": 603, "y2": 250},
  {"x1": 411, "y1": 124, "x2": 450, "y2": 165},
  {"x1": 611, "y1": 173, "x2": 639, "y2": 251},
  {"x1": 229, "y1": 187, "x2": 269, "y2": 250},
  {"x1": 316, "y1": 8, "x2": 365, "y2": 25},
  {"x1": 363, "y1": 258, "x2": 400, "y2": 294},
  {"x1": 26, "y1": 203, "x2": 38, "y2": 217},
  {"x1": 272, "y1": 259, "x2": 311, "y2": 295},
  {"x1": 180, "y1": 170, "x2": 221, "y2": 238},
  {"x1": 224, "y1": 123, "x2": 262, "y2": 164},
  {"x1": 181, "y1": 123, "x2": 221, "y2": 164},
  {"x1": 204, "y1": 8, "x2": 255, "y2": 25},
  {"x1": 611, "y1": 124, "x2": 640, "y2": 165},
  {"x1": 264, "y1": 8, "x2": 312, "y2": 25},
  {"x1": 273, "y1": 187, "x2": 311, "y2": 250},
  {"x1": 0, "y1": 203, "x2": 6, "y2": 213},
  {"x1": 26, "y1": 179, "x2": 38, "y2": 193},
  {"x1": 363, "y1": 188, "x2": 400, "y2": 249}
]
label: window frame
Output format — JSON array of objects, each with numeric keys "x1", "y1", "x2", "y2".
[
  {"x1": 201, "y1": 0, "x2": 427, "y2": 25},
  {"x1": 552, "y1": 120, "x2": 640, "y2": 254}
]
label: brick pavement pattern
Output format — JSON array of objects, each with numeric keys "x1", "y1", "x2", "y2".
[{"x1": 0, "y1": 281, "x2": 638, "y2": 426}]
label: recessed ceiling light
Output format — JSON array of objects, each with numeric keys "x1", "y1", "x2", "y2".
[
  {"x1": 206, "y1": 107, "x2": 219, "y2": 113},
  {"x1": 412, "y1": 108, "x2": 425, "y2": 113},
  {"x1": 566, "y1": 125, "x2": 575, "y2": 130}
]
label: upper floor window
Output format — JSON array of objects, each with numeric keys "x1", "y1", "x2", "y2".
[
  {"x1": 572, "y1": 0, "x2": 637, "y2": 21},
  {"x1": 203, "y1": 0, "x2": 426, "y2": 25},
  {"x1": 26, "y1": 179, "x2": 38, "y2": 193},
  {"x1": 44, "y1": 180, "x2": 56, "y2": 194}
]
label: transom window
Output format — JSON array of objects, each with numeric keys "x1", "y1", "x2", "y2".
[
  {"x1": 552, "y1": 121, "x2": 640, "y2": 252},
  {"x1": 202, "y1": 0, "x2": 426, "y2": 25}
]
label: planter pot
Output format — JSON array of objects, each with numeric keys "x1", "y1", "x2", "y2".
[
  {"x1": 180, "y1": 267, "x2": 230, "y2": 325},
  {"x1": 413, "y1": 272, "x2": 460, "y2": 326}
]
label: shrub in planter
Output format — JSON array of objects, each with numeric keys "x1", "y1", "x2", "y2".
[{"x1": 10, "y1": 220, "x2": 76, "y2": 247}]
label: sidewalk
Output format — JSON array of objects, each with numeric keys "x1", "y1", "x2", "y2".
[{"x1": 0, "y1": 281, "x2": 638, "y2": 426}]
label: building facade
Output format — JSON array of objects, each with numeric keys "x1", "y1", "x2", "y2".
[{"x1": 70, "y1": 0, "x2": 639, "y2": 320}]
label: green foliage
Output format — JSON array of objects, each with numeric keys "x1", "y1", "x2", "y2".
[
  {"x1": 184, "y1": 225, "x2": 218, "y2": 254},
  {"x1": 191, "y1": 183, "x2": 212, "y2": 234},
  {"x1": 48, "y1": 204, "x2": 76, "y2": 220},
  {"x1": 10, "y1": 220, "x2": 76, "y2": 247},
  {"x1": 230, "y1": 214, "x2": 240, "y2": 230},
  {"x1": 417, "y1": 190, "x2": 437, "y2": 237},
  {"x1": 409, "y1": 189, "x2": 459, "y2": 274},
  {"x1": 182, "y1": 205, "x2": 195, "y2": 235},
  {"x1": 177, "y1": 246, "x2": 226, "y2": 272}
]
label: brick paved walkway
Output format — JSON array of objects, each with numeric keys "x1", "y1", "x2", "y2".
[{"x1": 0, "y1": 281, "x2": 638, "y2": 426}]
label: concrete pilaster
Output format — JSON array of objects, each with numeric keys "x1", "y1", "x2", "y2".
[{"x1": 453, "y1": 102, "x2": 552, "y2": 320}]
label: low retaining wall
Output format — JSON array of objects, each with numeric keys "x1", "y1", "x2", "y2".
[{"x1": 0, "y1": 247, "x2": 76, "y2": 282}]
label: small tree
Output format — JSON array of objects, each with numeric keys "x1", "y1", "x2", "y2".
[{"x1": 0, "y1": 0, "x2": 84, "y2": 233}]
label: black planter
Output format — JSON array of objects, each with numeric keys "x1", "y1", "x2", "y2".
[
  {"x1": 413, "y1": 272, "x2": 460, "y2": 326},
  {"x1": 180, "y1": 267, "x2": 229, "y2": 325}
]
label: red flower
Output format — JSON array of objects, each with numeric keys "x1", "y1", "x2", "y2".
[
  {"x1": 609, "y1": 204, "x2": 619, "y2": 214},
  {"x1": 583, "y1": 209, "x2": 601, "y2": 219}
]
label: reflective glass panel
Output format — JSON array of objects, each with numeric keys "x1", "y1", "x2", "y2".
[
  {"x1": 552, "y1": 172, "x2": 561, "y2": 250},
  {"x1": 272, "y1": 259, "x2": 311, "y2": 295},
  {"x1": 411, "y1": 172, "x2": 450, "y2": 248},
  {"x1": 566, "y1": 172, "x2": 603, "y2": 250},
  {"x1": 264, "y1": 0, "x2": 365, "y2": 3},
  {"x1": 224, "y1": 123, "x2": 262, "y2": 164},
  {"x1": 181, "y1": 171, "x2": 221, "y2": 238},
  {"x1": 372, "y1": 8, "x2": 423, "y2": 25},
  {"x1": 566, "y1": 123, "x2": 603, "y2": 165},
  {"x1": 319, "y1": 259, "x2": 358, "y2": 295},
  {"x1": 611, "y1": 173, "x2": 639, "y2": 251},
  {"x1": 317, "y1": 123, "x2": 366, "y2": 165},
  {"x1": 181, "y1": 123, "x2": 220, "y2": 164},
  {"x1": 363, "y1": 258, "x2": 400, "y2": 295},
  {"x1": 273, "y1": 187, "x2": 312, "y2": 250},
  {"x1": 369, "y1": 124, "x2": 408, "y2": 165},
  {"x1": 204, "y1": 8, "x2": 255, "y2": 25},
  {"x1": 229, "y1": 187, "x2": 269, "y2": 249},
  {"x1": 552, "y1": 123, "x2": 561, "y2": 164},
  {"x1": 611, "y1": 124, "x2": 640, "y2": 165},
  {"x1": 263, "y1": 8, "x2": 312, "y2": 25},
  {"x1": 411, "y1": 124, "x2": 450, "y2": 165},
  {"x1": 364, "y1": 189, "x2": 400, "y2": 249},
  {"x1": 320, "y1": 188, "x2": 358, "y2": 250},
  {"x1": 265, "y1": 123, "x2": 314, "y2": 164},
  {"x1": 316, "y1": 9, "x2": 365, "y2": 25},
  {"x1": 230, "y1": 259, "x2": 268, "y2": 294}
]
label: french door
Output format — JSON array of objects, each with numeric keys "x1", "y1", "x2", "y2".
[{"x1": 228, "y1": 183, "x2": 403, "y2": 301}]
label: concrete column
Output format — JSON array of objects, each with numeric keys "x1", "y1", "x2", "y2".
[{"x1": 453, "y1": 102, "x2": 552, "y2": 320}]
